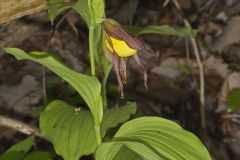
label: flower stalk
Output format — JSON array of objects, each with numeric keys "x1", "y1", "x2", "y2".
[{"x1": 89, "y1": 26, "x2": 96, "y2": 76}]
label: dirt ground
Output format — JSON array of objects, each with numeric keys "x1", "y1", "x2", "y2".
[{"x1": 1, "y1": 0, "x2": 240, "y2": 159}]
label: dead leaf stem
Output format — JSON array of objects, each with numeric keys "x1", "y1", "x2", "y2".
[
  {"x1": 0, "y1": 115, "x2": 41, "y2": 137},
  {"x1": 171, "y1": 0, "x2": 206, "y2": 130},
  {"x1": 42, "y1": 67, "x2": 47, "y2": 106},
  {"x1": 0, "y1": 0, "x2": 47, "y2": 24}
]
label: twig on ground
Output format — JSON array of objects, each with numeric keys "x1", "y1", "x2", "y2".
[
  {"x1": 163, "y1": 0, "x2": 171, "y2": 7},
  {"x1": 185, "y1": 37, "x2": 190, "y2": 61},
  {"x1": 170, "y1": 0, "x2": 206, "y2": 130},
  {"x1": 0, "y1": 0, "x2": 47, "y2": 24},
  {"x1": 0, "y1": 115, "x2": 41, "y2": 137},
  {"x1": 42, "y1": 66, "x2": 47, "y2": 106},
  {"x1": 223, "y1": 114, "x2": 240, "y2": 119}
]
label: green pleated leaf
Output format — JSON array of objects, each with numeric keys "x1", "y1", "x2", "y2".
[
  {"x1": 227, "y1": 88, "x2": 240, "y2": 111},
  {"x1": 96, "y1": 141, "x2": 160, "y2": 160},
  {"x1": 96, "y1": 117, "x2": 211, "y2": 160},
  {"x1": 127, "y1": 25, "x2": 198, "y2": 37},
  {"x1": 0, "y1": 135, "x2": 34, "y2": 160},
  {"x1": 110, "y1": 145, "x2": 141, "y2": 160},
  {"x1": 48, "y1": 0, "x2": 73, "y2": 24},
  {"x1": 88, "y1": 0, "x2": 105, "y2": 24},
  {"x1": 39, "y1": 100, "x2": 136, "y2": 160},
  {"x1": 47, "y1": 0, "x2": 104, "y2": 27},
  {"x1": 23, "y1": 151, "x2": 54, "y2": 160},
  {"x1": 48, "y1": 0, "x2": 91, "y2": 26},
  {"x1": 93, "y1": 24, "x2": 103, "y2": 55},
  {"x1": 101, "y1": 102, "x2": 137, "y2": 137},
  {"x1": 4, "y1": 48, "x2": 103, "y2": 126},
  {"x1": 73, "y1": 0, "x2": 104, "y2": 27},
  {"x1": 40, "y1": 100, "x2": 97, "y2": 160},
  {"x1": 97, "y1": 140, "x2": 168, "y2": 160},
  {"x1": 72, "y1": 0, "x2": 91, "y2": 27},
  {"x1": 72, "y1": 0, "x2": 105, "y2": 84}
]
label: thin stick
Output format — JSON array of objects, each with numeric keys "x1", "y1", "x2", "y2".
[
  {"x1": 171, "y1": 0, "x2": 206, "y2": 130},
  {"x1": 42, "y1": 66, "x2": 47, "y2": 106},
  {"x1": 185, "y1": 37, "x2": 190, "y2": 61},
  {"x1": 163, "y1": 0, "x2": 171, "y2": 7},
  {"x1": 0, "y1": 115, "x2": 41, "y2": 137},
  {"x1": 0, "y1": 0, "x2": 47, "y2": 24}
]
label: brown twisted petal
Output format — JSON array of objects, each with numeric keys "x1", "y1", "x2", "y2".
[
  {"x1": 102, "y1": 19, "x2": 149, "y2": 98},
  {"x1": 103, "y1": 19, "x2": 146, "y2": 51},
  {"x1": 133, "y1": 54, "x2": 148, "y2": 90},
  {"x1": 103, "y1": 38, "x2": 126, "y2": 98}
]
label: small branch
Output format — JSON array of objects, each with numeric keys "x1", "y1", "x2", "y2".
[
  {"x1": 42, "y1": 67, "x2": 48, "y2": 106},
  {"x1": 0, "y1": 0, "x2": 47, "y2": 24},
  {"x1": 223, "y1": 114, "x2": 240, "y2": 119},
  {"x1": 171, "y1": 0, "x2": 206, "y2": 130},
  {"x1": 163, "y1": 0, "x2": 171, "y2": 7},
  {"x1": 0, "y1": 115, "x2": 41, "y2": 137}
]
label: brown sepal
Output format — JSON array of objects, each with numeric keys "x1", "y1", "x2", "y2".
[
  {"x1": 103, "y1": 19, "x2": 146, "y2": 52},
  {"x1": 103, "y1": 40, "x2": 127, "y2": 98},
  {"x1": 133, "y1": 54, "x2": 148, "y2": 90}
]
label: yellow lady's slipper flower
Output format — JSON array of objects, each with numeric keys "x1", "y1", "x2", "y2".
[
  {"x1": 104, "y1": 36, "x2": 137, "y2": 57},
  {"x1": 102, "y1": 19, "x2": 150, "y2": 98}
]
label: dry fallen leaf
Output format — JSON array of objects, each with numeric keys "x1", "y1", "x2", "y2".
[
  {"x1": 217, "y1": 72, "x2": 240, "y2": 113},
  {"x1": 0, "y1": 75, "x2": 42, "y2": 114},
  {"x1": 212, "y1": 16, "x2": 240, "y2": 52},
  {"x1": 151, "y1": 57, "x2": 198, "y2": 79},
  {"x1": 204, "y1": 56, "x2": 229, "y2": 79}
]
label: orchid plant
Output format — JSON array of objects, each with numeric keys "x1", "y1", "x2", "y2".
[{"x1": 2, "y1": 0, "x2": 212, "y2": 160}]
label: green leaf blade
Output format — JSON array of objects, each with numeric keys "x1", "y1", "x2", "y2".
[
  {"x1": 101, "y1": 102, "x2": 137, "y2": 137},
  {"x1": 1, "y1": 135, "x2": 34, "y2": 160},
  {"x1": 48, "y1": 0, "x2": 73, "y2": 24},
  {"x1": 23, "y1": 151, "x2": 54, "y2": 160},
  {"x1": 96, "y1": 141, "x2": 161, "y2": 160},
  {"x1": 96, "y1": 117, "x2": 211, "y2": 160},
  {"x1": 227, "y1": 88, "x2": 240, "y2": 111},
  {"x1": 115, "y1": 117, "x2": 211, "y2": 160},
  {"x1": 88, "y1": 0, "x2": 104, "y2": 25},
  {"x1": 40, "y1": 100, "x2": 97, "y2": 160},
  {"x1": 127, "y1": 25, "x2": 198, "y2": 37},
  {"x1": 72, "y1": 0, "x2": 91, "y2": 27},
  {"x1": 72, "y1": 0, "x2": 104, "y2": 27},
  {"x1": 4, "y1": 48, "x2": 103, "y2": 126}
]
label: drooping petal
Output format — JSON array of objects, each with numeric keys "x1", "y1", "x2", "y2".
[
  {"x1": 112, "y1": 55, "x2": 125, "y2": 98},
  {"x1": 119, "y1": 57, "x2": 127, "y2": 85},
  {"x1": 103, "y1": 37, "x2": 126, "y2": 98},
  {"x1": 102, "y1": 19, "x2": 149, "y2": 98},
  {"x1": 133, "y1": 54, "x2": 148, "y2": 90}
]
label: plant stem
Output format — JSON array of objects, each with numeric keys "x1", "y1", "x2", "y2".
[
  {"x1": 188, "y1": 35, "x2": 206, "y2": 130},
  {"x1": 89, "y1": 26, "x2": 96, "y2": 76},
  {"x1": 102, "y1": 64, "x2": 112, "y2": 110},
  {"x1": 89, "y1": 25, "x2": 102, "y2": 144},
  {"x1": 95, "y1": 125, "x2": 102, "y2": 145}
]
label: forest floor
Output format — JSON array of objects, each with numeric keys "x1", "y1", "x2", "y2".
[{"x1": 1, "y1": 0, "x2": 240, "y2": 159}]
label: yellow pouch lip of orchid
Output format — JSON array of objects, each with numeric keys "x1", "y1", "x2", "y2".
[{"x1": 105, "y1": 36, "x2": 137, "y2": 58}]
